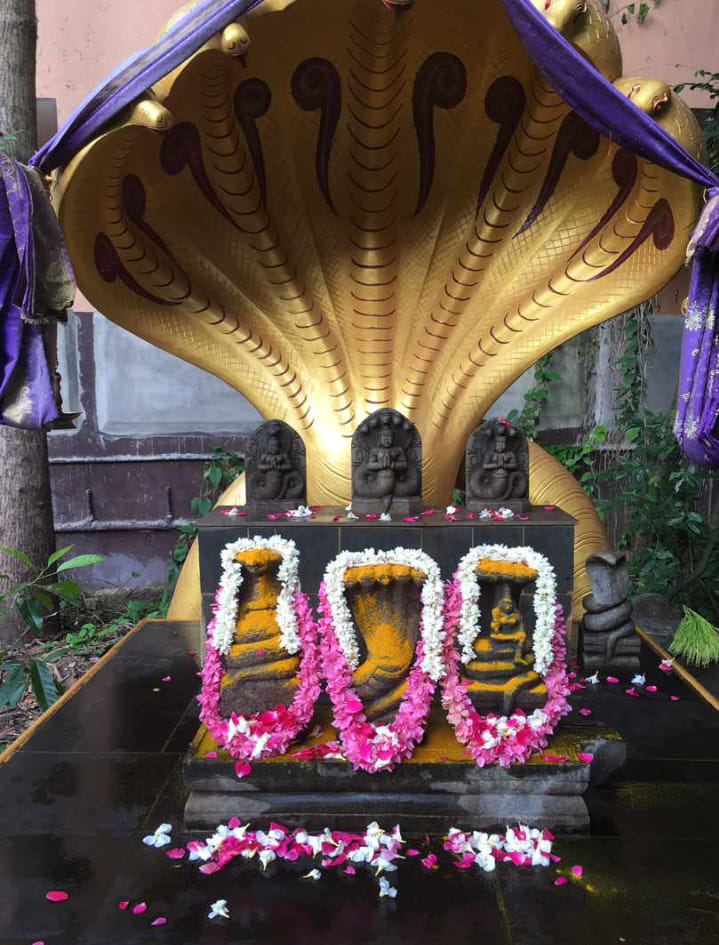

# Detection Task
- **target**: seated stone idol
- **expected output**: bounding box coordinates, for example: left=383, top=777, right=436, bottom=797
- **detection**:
left=466, top=419, right=529, bottom=510
left=246, top=419, right=306, bottom=509
left=344, top=563, right=425, bottom=725
left=219, top=548, right=300, bottom=717
left=462, top=559, right=547, bottom=715
left=352, top=409, right=422, bottom=514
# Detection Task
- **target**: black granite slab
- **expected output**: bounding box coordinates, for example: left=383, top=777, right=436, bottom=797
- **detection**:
left=0, top=621, right=718, bottom=945
left=197, top=507, right=577, bottom=598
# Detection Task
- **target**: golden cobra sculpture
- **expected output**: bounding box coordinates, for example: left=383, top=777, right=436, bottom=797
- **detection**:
left=53, top=0, right=704, bottom=618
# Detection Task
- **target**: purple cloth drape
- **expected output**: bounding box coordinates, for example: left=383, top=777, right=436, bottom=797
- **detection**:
left=0, top=156, right=57, bottom=429
left=499, top=0, right=719, bottom=466
left=31, top=0, right=262, bottom=175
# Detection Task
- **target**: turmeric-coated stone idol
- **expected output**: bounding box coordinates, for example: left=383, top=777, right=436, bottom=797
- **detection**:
left=461, top=559, right=547, bottom=715
left=219, top=548, right=300, bottom=718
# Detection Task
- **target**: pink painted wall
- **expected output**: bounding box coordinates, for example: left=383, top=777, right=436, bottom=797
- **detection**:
left=37, top=0, right=718, bottom=126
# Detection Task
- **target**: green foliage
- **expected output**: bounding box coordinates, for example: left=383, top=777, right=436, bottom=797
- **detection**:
left=670, top=607, right=719, bottom=668
left=547, top=426, right=608, bottom=499
left=0, top=545, right=105, bottom=712
left=675, top=71, right=719, bottom=175
left=506, top=355, right=559, bottom=439
left=602, top=0, right=661, bottom=25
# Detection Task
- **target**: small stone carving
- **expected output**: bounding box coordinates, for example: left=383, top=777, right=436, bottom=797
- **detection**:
left=466, top=419, right=529, bottom=511
left=580, top=552, right=640, bottom=673
left=351, top=409, right=422, bottom=514
left=246, top=420, right=306, bottom=510
left=461, top=560, right=547, bottom=715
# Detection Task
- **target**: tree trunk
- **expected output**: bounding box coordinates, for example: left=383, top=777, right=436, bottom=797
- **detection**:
left=0, top=0, right=56, bottom=645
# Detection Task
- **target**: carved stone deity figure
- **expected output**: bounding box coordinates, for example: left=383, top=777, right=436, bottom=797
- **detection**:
left=246, top=420, right=306, bottom=510
left=351, top=409, right=422, bottom=514
left=466, top=420, right=529, bottom=510
left=219, top=548, right=300, bottom=718
left=461, top=559, right=547, bottom=715
left=344, top=563, right=425, bottom=726
left=580, top=552, right=640, bottom=673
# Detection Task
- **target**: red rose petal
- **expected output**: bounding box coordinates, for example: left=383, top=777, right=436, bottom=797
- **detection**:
left=119, top=900, right=130, bottom=911
left=132, top=902, right=148, bottom=915
left=235, top=761, right=252, bottom=778
left=46, top=891, right=69, bottom=902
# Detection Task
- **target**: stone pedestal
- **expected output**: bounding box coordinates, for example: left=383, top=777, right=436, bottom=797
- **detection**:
left=184, top=707, right=625, bottom=834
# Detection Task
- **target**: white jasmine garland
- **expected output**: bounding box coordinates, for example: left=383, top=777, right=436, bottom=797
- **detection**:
left=455, top=545, right=558, bottom=676
left=211, top=535, right=301, bottom=657
left=322, top=547, right=446, bottom=682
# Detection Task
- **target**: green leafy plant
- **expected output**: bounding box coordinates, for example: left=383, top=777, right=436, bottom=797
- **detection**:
left=602, top=0, right=661, bottom=26
left=506, top=354, right=559, bottom=439
left=0, top=546, right=106, bottom=710
left=675, top=70, right=719, bottom=174
left=669, top=607, right=719, bottom=668
left=162, top=447, right=246, bottom=609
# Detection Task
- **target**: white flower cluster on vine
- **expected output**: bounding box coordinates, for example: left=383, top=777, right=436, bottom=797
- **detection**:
left=211, top=536, right=301, bottom=657
left=455, top=544, right=557, bottom=676
left=323, top=547, right=446, bottom=682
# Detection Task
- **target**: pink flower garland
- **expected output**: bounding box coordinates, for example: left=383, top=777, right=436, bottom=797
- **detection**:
left=199, top=590, right=321, bottom=761
left=318, top=584, right=437, bottom=773
left=441, top=580, right=571, bottom=767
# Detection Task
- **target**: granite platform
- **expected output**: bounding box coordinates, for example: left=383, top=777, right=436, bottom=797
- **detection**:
left=1, top=619, right=719, bottom=945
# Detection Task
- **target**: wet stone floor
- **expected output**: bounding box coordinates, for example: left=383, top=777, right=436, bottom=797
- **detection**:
left=0, top=620, right=718, bottom=945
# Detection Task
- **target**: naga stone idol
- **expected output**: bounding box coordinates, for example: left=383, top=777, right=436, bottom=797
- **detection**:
left=461, top=558, right=547, bottom=715
left=580, top=552, right=640, bottom=673
left=351, top=409, right=422, bottom=514
left=466, top=419, right=529, bottom=511
left=344, top=562, right=425, bottom=726
left=246, top=420, right=306, bottom=511
left=219, top=547, right=300, bottom=718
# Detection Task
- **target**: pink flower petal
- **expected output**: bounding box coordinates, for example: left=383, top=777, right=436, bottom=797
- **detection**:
left=543, top=505, right=557, bottom=511
left=576, top=753, right=594, bottom=764
left=571, top=865, right=583, bottom=879
left=151, top=917, right=168, bottom=927
left=166, top=848, right=186, bottom=860
left=606, top=676, right=619, bottom=684
left=132, top=903, right=148, bottom=915
left=161, top=676, right=171, bottom=682
left=543, top=755, right=570, bottom=763
left=402, top=516, right=420, bottom=523
left=32, top=941, right=45, bottom=945
left=344, top=865, right=356, bottom=875
left=646, top=685, right=658, bottom=693
left=205, top=751, right=218, bottom=759
left=670, top=695, right=680, bottom=702
left=579, top=708, right=593, bottom=717
left=45, top=891, right=69, bottom=902
left=421, top=854, right=438, bottom=870
left=119, top=900, right=130, bottom=911
left=659, top=660, right=674, bottom=673
left=625, top=687, right=639, bottom=698
left=407, top=849, right=421, bottom=857
left=235, top=762, right=252, bottom=778
left=554, top=876, right=567, bottom=886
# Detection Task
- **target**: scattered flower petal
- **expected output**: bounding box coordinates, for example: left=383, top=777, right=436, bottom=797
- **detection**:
left=554, top=876, right=567, bottom=886
left=585, top=673, right=600, bottom=685
left=344, top=865, right=356, bottom=875
left=571, top=865, right=583, bottom=878
left=579, top=708, right=593, bottom=717
left=659, top=660, right=674, bottom=673
left=161, top=676, right=172, bottom=682
left=625, top=687, right=640, bottom=698
left=151, top=917, right=168, bottom=927
left=606, top=676, right=619, bottom=684
left=166, top=848, right=186, bottom=860
left=670, top=695, right=681, bottom=702
left=205, top=751, right=218, bottom=760
left=421, top=854, right=438, bottom=870
left=407, top=849, right=421, bottom=857
left=235, top=762, right=252, bottom=778
left=45, top=891, right=69, bottom=903
left=303, top=869, right=322, bottom=881
left=576, top=753, right=594, bottom=764
left=143, top=824, right=173, bottom=848
left=132, top=902, right=148, bottom=915
left=208, top=900, right=230, bottom=920
left=631, top=674, right=646, bottom=686
left=646, top=685, right=658, bottom=694
left=378, top=877, right=397, bottom=898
